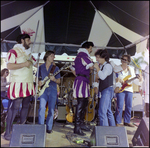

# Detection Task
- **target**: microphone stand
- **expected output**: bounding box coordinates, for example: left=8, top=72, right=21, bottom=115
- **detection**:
left=33, top=52, right=41, bottom=124
left=60, top=73, right=68, bottom=104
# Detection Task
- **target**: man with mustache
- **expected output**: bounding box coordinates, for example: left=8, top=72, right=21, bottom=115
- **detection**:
left=4, top=33, right=37, bottom=140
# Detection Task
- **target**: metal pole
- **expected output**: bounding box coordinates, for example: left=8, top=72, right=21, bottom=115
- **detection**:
left=29, top=20, right=40, bottom=60
left=33, top=52, right=41, bottom=124
left=2, top=35, right=149, bottom=50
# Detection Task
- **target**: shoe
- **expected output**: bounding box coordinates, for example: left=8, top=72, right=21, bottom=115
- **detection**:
left=4, top=133, right=11, bottom=141
left=124, top=122, right=134, bottom=127
left=74, top=128, right=86, bottom=136
left=46, top=130, right=52, bottom=134
left=80, top=125, right=90, bottom=131
left=116, top=124, right=122, bottom=127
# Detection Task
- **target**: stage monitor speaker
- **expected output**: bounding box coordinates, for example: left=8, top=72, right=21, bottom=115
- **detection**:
left=9, top=124, right=46, bottom=147
left=132, top=117, right=149, bottom=146
left=90, top=126, right=129, bottom=147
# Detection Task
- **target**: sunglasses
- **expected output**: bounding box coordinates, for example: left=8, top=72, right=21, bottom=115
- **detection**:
left=121, top=58, right=128, bottom=62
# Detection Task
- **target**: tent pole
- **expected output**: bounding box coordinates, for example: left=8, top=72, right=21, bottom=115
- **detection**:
left=1, top=1, right=49, bottom=42
left=125, top=35, right=149, bottom=49
left=89, top=1, right=126, bottom=50
left=2, top=35, right=149, bottom=50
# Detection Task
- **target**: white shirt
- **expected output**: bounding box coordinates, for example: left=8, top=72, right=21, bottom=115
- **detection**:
left=98, top=62, right=113, bottom=80
left=115, top=66, right=143, bottom=93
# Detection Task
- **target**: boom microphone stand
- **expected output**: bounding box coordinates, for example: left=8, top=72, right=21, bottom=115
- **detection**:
left=33, top=52, right=41, bottom=124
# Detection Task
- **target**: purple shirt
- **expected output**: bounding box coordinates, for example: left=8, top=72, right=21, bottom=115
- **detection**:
left=73, top=52, right=93, bottom=83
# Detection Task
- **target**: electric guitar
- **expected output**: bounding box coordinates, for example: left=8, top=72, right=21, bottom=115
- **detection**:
left=85, top=91, right=96, bottom=122
left=37, top=64, right=71, bottom=97
left=116, top=74, right=140, bottom=93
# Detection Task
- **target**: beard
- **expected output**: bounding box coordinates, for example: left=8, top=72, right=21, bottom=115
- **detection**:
left=24, top=41, right=30, bottom=49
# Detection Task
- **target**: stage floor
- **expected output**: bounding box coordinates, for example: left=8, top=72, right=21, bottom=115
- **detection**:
left=1, top=117, right=143, bottom=147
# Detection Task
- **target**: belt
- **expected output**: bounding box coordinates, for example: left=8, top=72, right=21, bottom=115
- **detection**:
left=77, top=74, right=89, bottom=79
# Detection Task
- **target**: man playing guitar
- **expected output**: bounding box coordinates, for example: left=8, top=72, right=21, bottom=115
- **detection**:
left=114, top=54, right=143, bottom=127
left=36, top=51, right=61, bottom=134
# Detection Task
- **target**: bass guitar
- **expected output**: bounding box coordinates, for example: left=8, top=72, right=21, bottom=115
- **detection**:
left=115, top=74, right=139, bottom=93
left=85, top=90, right=96, bottom=122
left=37, top=64, right=71, bottom=97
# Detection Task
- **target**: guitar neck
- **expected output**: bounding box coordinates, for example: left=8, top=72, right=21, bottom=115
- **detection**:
left=43, top=65, right=70, bottom=84
left=126, top=76, right=137, bottom=83
left=92, top=93, right=96, bottom=103
left=54, top=65, right=71, bottom=76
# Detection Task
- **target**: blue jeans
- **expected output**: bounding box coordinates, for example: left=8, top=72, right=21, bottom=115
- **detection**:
left=1, top=91, right=12, bottom=111
left=98, top=87, right=116, bottom=126
left=38, top=85, right=57, bottom=130
left=115, top=91, right=133, bottom=124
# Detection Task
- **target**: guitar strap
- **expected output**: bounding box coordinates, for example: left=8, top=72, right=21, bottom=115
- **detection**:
left=49, top=64, right=56, bottom=74
left=45, top=64, right=56, bottom=109
left=128, top=66, right=132, bottom=76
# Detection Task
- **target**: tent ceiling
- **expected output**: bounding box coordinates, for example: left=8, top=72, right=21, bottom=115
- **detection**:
left=1, top=1, right=149, bottom=58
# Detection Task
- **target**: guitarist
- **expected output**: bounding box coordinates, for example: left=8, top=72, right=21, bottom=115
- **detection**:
left=36, top=51, right=61, bottom=134
left=114, top=54, right=143, bottom=127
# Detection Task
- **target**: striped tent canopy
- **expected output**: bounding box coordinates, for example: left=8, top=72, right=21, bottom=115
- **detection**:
left=1, top=1, right=149, bottom=58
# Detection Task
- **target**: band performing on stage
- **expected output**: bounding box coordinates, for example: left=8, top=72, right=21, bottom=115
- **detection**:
left=1, top=33, right=145, bottom=142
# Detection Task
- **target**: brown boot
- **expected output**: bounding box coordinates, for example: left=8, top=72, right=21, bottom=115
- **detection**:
left=124, top=122, right=134, bottom=127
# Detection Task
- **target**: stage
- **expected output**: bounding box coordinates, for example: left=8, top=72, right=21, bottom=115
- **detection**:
left=1, top=117, right=145, bottom=147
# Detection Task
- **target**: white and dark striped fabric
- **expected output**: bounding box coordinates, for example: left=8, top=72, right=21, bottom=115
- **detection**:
left=1, top=1, right=149, bottom=57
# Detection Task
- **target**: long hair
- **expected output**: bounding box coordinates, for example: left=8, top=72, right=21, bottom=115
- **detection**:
left=95, top=49, right=110, bottom=62
left=1, top=68, right=9, bottom=77
left=43, top=51, right=55, bottom=62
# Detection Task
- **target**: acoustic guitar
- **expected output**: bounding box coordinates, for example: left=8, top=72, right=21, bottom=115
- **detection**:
left=115, top=74, right=139, bottom=93
left=85, top=91, right=96, bottom=122
left=66, top=89, right=75, bottom=123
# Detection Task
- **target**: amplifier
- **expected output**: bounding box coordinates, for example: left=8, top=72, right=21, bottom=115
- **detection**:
left=27, top=100, right=40, bottom=122
left=57, top=105, right=67, bottom=120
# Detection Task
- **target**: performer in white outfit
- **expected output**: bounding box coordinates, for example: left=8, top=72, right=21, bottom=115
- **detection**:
left=4, top=33, right=37, bottom=140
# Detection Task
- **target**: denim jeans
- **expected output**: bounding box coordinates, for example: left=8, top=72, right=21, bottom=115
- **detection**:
left=38, top=85, right=57, bottom=130
left=1, top=91, right=12, bottom=110
left=115, top=91, right=133, bottom=124
left=98, top=87, right=116, bottom=126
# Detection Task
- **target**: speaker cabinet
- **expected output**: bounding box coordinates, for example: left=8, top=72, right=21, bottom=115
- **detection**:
left=57, top=105, right=67, bottom=120
left=27, top=100, right=40, bottom=122
left=132, top=117, right=149, bottom=146
left=10, top=124, right=46, bottom=147
left=90, top=126, right=129, bottom=147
